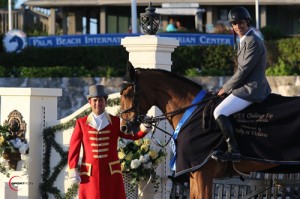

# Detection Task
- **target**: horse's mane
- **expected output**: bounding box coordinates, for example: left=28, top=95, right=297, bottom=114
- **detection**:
left=136, top=68, right=203, bottom=89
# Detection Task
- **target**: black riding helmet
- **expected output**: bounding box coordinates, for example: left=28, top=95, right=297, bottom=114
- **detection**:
left=228, top=6, right=251, bottom=26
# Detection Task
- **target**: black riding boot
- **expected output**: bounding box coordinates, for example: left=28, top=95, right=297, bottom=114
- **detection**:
left=212, top=115, right=241, bottom=162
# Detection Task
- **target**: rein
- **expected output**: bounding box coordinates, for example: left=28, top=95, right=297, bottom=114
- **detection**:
left=140, top=94, right=219, bottom=124
left=138, top=94, right=220, bottom=147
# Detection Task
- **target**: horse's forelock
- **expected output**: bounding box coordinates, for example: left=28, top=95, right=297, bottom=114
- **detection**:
left=120, top=82, right=133, bottom=95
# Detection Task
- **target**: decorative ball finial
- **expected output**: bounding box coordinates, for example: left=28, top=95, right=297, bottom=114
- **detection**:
left=140, top=2, right=161, bottom=35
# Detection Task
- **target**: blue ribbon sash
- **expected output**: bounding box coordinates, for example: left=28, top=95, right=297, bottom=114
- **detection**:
left=170, top=89, right=207, bottom=171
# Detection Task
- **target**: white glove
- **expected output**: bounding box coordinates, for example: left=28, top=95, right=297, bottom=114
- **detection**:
left=69, top=170, right=81, bottom=184
left=140, top=123, right=152, bottom=133
left=70, top=175, right=81, bottom=184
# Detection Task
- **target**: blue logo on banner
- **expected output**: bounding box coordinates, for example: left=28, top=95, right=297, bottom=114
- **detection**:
left=27, top=33, right=234, bottom=48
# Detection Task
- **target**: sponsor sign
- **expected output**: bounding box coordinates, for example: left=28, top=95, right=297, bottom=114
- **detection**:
left=27, top=33, right=233, bottom=47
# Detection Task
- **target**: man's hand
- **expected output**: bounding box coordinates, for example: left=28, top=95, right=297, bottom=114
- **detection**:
left=217, top=88, right=226, bottom=96
left=70, top=175, right=81, bottom=184
left=140, top=123, right=152, bottom=133
left=69, top=170, right=81, bottom=184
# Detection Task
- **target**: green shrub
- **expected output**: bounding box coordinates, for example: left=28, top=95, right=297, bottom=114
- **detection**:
left=266, top=37, right=300, bottom=75
left=172, top=45, right=235, bottom=76
left=266, top=60, right=296, bottom=76
left=260, top=26, right=284, bottom=41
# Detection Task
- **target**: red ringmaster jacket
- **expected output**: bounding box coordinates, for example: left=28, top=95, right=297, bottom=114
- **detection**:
left=68, top=111, right=147, bottom=199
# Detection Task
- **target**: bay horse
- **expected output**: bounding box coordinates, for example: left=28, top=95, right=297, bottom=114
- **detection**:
left=119, top=62, right=290, bottom=199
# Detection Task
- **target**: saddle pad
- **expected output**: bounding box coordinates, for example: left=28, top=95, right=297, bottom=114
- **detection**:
left=232, top=93, right=300, bottom=163
left=174, top=93, right=300, bottom=177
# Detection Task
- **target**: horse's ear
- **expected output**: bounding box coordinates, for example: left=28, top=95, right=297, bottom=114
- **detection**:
left=124, top=61, right=135, bottom=83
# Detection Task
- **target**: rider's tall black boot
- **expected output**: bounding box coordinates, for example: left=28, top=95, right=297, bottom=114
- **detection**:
left=212, top=114, right=241, bottom=162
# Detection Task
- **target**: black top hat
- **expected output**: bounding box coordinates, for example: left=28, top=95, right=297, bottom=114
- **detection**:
left=87, top=84, right=108, bottom=100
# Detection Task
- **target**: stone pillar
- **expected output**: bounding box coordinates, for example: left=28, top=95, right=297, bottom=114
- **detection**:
left=99, top=7, right=106, bottom=34
left=68, top=11, right=76, bottom=35
left=48, top=8, right=56, bottom=35
left=260, top=6, right=267, bottom=28
left=0, top=88, right=62, bottom=198
left=121, top=35, right=179, bottom=198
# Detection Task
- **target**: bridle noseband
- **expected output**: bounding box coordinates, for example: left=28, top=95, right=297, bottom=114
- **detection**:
left=119, top=72, right=146, bottom=133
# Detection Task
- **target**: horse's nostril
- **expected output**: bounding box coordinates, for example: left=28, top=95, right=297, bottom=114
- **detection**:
left=120, top=126, right=127, bottom=133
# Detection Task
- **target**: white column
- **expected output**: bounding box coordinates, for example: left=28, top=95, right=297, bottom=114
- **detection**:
left=49, top=8, right=56, bottom=35
left=121, top=35, right=179, bottom=70
left=122, top=35, right=179, bottom=198
left=0, top=88, right=62, bottom=199
left=260, top=6, right=267, bottom=28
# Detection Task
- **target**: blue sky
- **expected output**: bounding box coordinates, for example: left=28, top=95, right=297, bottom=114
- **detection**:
left=15, top=0, right=25, bottom=8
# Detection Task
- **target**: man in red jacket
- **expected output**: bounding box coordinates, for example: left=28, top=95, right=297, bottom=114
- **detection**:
left=68, top=84, right=151, bottom=199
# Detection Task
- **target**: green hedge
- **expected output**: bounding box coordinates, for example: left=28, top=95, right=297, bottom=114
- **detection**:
left=0, top=46, right=129, bottom=77
left=0, top=37, right=299, bottom=77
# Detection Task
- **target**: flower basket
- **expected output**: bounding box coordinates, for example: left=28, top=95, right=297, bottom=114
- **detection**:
left=123, top=172, right=138, bottom=199
left=118, top=138, right=167, bottom=194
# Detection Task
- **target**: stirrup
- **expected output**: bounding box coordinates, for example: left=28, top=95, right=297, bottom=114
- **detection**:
left=211, top=150, right=225, bottom=160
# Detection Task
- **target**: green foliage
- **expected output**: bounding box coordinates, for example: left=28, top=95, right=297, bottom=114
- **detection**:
left=0, top=46, right=128, bottom=68
left=264, top=40, right=280, bottom=67
left=277, top=38, right=300, bottom=71
left=0, top=46, right=129, bottom=77
left=172, top=45, right=235, bottom=76
left=260, top=26, right=284, bottom=41
left=266, top=60, right=296, bottom=76
left=266, top=37, right=300, bottom=75
left=185, top=68, right=201, bottom=77
left=200, top=45, right=235, bottom=76
left=19, top=66, right=90, bottom=77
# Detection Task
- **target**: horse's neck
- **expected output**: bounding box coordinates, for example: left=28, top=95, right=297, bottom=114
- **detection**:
left=140, top=69, right=201, bottom=129
left=156, top=86, right=200, bottom=129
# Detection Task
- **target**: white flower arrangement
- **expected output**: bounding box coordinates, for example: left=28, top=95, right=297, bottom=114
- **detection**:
left=0, top=125, right=29, bottom=176
left=118, top=138, right=166, bottom=191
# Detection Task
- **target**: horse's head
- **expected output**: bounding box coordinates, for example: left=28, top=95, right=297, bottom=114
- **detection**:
left=120, top=61, right=149, bottom=134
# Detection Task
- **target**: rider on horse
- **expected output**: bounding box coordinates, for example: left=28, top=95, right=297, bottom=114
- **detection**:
left=212, top=7, right=271, bottom=162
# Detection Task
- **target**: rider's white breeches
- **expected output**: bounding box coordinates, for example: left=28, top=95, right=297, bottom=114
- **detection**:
left=213, top=94, right=253, bottom=119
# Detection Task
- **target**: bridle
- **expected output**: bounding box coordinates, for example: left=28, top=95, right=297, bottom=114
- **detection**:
left=119, top=70, right=174, bottom=147
left=119, top=69, right=220, bottom=147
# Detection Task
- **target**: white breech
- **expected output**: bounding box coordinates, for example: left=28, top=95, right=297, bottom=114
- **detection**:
left=213, top=94, right=253, bottom=119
